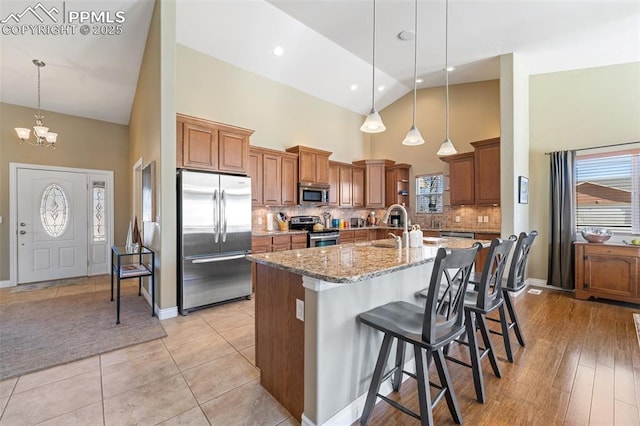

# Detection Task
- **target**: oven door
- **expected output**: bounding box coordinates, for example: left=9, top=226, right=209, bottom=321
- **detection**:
left=308, top=232, right=340, bottom=248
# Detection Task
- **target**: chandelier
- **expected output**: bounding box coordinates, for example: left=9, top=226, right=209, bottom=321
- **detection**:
left=15, top=59, right=58, bottom=148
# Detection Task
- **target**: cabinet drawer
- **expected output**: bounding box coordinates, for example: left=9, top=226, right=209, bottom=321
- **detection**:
left=272, top=244, right=291, bottom=252
left=291, top=234, right=307, bottom=244
left=354, top=229, right=369, bottom=242
left=272, top=235, right=291, bottom=246
left=252, top=237, right=271, bottom=250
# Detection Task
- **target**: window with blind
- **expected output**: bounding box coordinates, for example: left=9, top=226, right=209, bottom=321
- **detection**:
left=575, top=151, right=639, bottom=233
left=416, top=174, right=444, bottom=214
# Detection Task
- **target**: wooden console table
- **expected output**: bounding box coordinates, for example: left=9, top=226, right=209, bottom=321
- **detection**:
left=111, top=245, right=155, bottom=324
left=574, top=242, right=639, bottom=304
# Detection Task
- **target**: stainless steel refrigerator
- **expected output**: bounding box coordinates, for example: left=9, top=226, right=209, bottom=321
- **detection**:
left=177, top=170, right=252, bottom=314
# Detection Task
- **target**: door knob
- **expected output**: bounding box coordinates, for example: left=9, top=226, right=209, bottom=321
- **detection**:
left=19, top=230, right=26, bottom=235
left=20, top=222, right=26, bottom=227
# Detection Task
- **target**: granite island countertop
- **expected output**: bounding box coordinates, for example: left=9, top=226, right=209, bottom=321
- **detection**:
left=247, top=237, right=489, bottom=284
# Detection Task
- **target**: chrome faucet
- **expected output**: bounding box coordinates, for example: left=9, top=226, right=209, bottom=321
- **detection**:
left=382, top=204, right=409, bottom=248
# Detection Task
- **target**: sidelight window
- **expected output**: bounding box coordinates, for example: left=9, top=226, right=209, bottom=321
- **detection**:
left=92, top=181, right=106, bottom=242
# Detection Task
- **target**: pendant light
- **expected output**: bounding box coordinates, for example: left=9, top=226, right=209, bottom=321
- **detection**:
left=361, top=0, right=386, bottom=133
left=15, top=59, right=58, bottom=149
left=402, top=0, right=424, bottom=146
left=437, top=0, right=457, bottom=156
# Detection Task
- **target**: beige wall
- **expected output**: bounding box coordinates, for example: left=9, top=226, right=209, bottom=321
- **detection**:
left=370, top=80, right=501, bottom=216
left=176, top=44, right=370, bottom=163
left=129, top=0, right=177, bottom=311
left=528, top=62, right=640, bottom=281
left=0, top=102, right=130, bottom=281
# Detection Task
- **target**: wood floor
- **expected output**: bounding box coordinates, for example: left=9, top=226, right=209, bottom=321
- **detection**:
left=360, top=288, right=640, bottom=425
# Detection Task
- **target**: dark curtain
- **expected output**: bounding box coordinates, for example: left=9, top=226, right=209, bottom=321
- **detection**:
left=548, top=150, right=576, bottom=290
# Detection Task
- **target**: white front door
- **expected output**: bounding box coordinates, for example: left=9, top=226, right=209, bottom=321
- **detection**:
left=17, top=168, right=88, bottom=283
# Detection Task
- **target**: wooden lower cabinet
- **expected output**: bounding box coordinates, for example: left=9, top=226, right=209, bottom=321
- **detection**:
left=574, top=242, right=639, bottom=304
left=475, top=232, right=500, bottom=272
left=290, top=234, right=307, bottom=249
left=254, top=264, right=304, bottom=421
left=252, top=233, right=308, bottom=253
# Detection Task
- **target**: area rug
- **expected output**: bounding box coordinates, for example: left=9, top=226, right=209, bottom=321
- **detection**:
left=0, top=290, right=166, bottom=381
left=635, top=314, right=640, bottom=349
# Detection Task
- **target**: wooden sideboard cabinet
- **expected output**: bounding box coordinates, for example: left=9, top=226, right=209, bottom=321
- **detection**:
left=574, top=242, right=639, bottom=304
left=176, top=114, right=253, bottom=174
left=285, top=145, right=331, bottom=184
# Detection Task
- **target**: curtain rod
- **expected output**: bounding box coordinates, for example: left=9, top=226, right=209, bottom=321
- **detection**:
left=545, top=141, right=639, bottom=155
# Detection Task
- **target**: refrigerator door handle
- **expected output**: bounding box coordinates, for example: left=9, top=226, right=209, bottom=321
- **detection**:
left=190, top=254, right=246, bottom=264
left=221, top=189, right=227, bottom=242
left=213, top=189, right=219, bottom=243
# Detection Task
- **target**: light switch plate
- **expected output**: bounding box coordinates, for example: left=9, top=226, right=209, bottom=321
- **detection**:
left=483, top=216, right=489, bottom=223
left=0, top=216, right=3, bottom=224
left=477, top=216, right=483, bottom=223
left=296, top=299, right=304, bottom=321
left=258, top=217, right=263, bottom=225
left=455, top=216, right=461, bottom=223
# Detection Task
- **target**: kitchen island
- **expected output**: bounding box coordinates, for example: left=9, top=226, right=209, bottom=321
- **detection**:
left=247, top=237, right=489, bottom=426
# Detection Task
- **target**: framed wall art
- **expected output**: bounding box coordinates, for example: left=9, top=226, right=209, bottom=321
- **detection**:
left=518, top=176, right=529, bottom=204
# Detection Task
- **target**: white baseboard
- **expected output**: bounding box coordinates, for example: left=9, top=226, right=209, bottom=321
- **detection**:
left=526, top=278, right=548, bottom=288
left=302, top=358, right=417, bottom=426
left=0, top=280, right=13, bottom=289
left=140, top=286, right=178, bottom=320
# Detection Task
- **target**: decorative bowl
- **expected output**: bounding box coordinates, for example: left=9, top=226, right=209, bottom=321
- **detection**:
left=581, top=227, right=612, bottom=243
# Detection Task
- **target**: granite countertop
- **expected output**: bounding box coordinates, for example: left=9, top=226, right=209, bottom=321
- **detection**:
left=247, top=237, right=490, bottom=284
left=252, top=230, right=308, bottom=237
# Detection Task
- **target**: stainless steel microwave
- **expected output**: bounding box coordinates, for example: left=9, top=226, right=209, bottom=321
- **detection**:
left=298, top=183, right=329, bottom=206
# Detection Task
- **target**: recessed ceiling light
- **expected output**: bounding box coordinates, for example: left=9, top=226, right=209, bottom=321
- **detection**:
left=350, top=84, right=358, bottom=91
left=378, top=85, right=385, bottom=91
left=273, top=46, right=284, bottom=56
left=445, top=66, right=455, bottom=72
left=416, top=78, right=423, bottom=83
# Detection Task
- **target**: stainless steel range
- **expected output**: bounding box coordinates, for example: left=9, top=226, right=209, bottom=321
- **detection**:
left=289, top=215, right=340, bottom=248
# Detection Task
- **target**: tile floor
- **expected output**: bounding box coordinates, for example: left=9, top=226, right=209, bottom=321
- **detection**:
left=0, top=275, right=297, bottom=425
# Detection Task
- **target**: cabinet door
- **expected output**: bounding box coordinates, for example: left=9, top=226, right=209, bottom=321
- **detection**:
left=352, top=167, right=365, bottom=207
left=340, top=230, right=355, bottom=244
left=290, top=234, right=308, bottom=250
left=182, top=122, right=218, bottom=170
left=263, top=154, right=282, bottom=205
left=218, top=130, right=248, bottom=174
left=474, top=140, right=500, bottom=205
left=176, top=120, right=184, bottom=167
left=252, top=236, right=271, bottom=254
left=248, top=150, right=263, bottom=206
left=315, top=154, right=330, bottom=184
left=474, top=232, right=500, bottom=271
left=365, top=162, right=386, bottom=208
left=449, top=154, right=475, bottom=205
left=327, top=163, right=339, bottom=206
left=385, top=169, right=395, bottom=207
left=298, top=151, right=316, bottom=183
left=339, top=166, right=352, bottom=206
left=584, top=252, right=637, bottom=299
left=354, top=229, right=368, bottom=242
left=281, top=156, right=298, bottom=206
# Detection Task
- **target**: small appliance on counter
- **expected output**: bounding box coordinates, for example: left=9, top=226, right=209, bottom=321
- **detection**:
left=389, top=207, right=404, bottom=227
left=290, top=215, right=340, bottom=248
left=350, top=218, right=365, bottom=228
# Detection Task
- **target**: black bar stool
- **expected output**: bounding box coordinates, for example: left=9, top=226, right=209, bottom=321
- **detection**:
left=472, top=230, right=538, bottom=362
left=450, top=236, right=516, bottom=403
left=359, top=243, right=481, bottom=426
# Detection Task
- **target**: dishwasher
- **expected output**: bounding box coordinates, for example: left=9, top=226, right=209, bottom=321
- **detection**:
left=439, top=230, right=475, bottom=239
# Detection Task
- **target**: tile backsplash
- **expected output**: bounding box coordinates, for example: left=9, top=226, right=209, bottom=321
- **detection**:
left=252, top=205, right=501, bottom=232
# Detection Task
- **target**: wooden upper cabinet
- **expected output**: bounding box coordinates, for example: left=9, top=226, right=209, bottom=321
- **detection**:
left=176, top=114, right=253, bottom=175
left=248, top=149, right=263, bottom=205
left=262, top=153, right=282, bottom=206
left=352, top=166, right=365, bottom=208
left=442, top=152, right=475, bottom=205
left=285, top=145, right=332, bottom=184
left=472, top=138, right=500, bottom=205
left=339, top=164, right=353, bottom=206
left=281, top=154, right=298, bottom=206
left=249, top=147, right=298, bottom=207
left=385, top=164, right=411, bottom=207
left=353, top=160, right=394, bottom=208
left=181, top=121, right=218, bottom=170
left=327, top=162, right=340, bottom=206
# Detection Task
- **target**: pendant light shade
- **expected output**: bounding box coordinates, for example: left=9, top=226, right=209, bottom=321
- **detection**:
left=361, top=0, right=386, bottom=134
left=437, top=0, right=457, bottom=156
left=402, top=0, right=424, bottom=146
